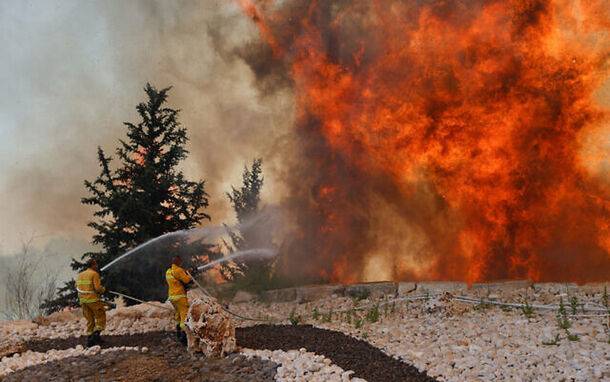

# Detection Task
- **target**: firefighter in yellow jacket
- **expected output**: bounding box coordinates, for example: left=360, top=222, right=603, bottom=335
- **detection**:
left=76, top=259, right=106, bottom=347
left=166, top=256, right=192, bottom=345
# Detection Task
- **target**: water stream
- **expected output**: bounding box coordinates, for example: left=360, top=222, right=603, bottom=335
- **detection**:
left=197, top=248, right=277, bottom=271
left=100, top=207, right=282, bottom=273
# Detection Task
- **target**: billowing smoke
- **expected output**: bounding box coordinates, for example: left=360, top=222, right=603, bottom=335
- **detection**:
left=238, top=0, right=610, bottom=283
left=0, top=1, right=294, bottom=252
left=2, top=1, right=609, bottom=285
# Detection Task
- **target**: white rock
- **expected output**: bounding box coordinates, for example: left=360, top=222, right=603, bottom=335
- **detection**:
left=185, top=295, right=236, bottom=357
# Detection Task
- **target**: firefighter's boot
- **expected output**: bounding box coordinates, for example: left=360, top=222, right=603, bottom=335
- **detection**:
left=93, top=331, right=104, bottom=346
left=86, top=334, right=95, bottom=348
left=175, top=324, right=181, bottom=340
left=179, top=330, right=187, bottom=346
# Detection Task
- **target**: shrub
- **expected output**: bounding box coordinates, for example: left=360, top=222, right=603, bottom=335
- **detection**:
left=556, top=297, right=571, bottom=330
left=569, top=296, right=580, bottom=315
left=322, top=309, right=333, bottom=323
left=521, top=300, right=534, bottom=318
left=366, top=304, right=380, bottom=323
left=566, top=331, right=579, bottom=342
left=289, top=309, right=301, bottom=326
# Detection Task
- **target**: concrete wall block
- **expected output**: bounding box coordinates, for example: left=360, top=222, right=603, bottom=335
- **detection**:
left=416, top=281, right=468, bottom=293
left=472, top=280, right=533, bottom=291
left=345, top=282, right=398, bottom=299
left=232, top=290, right=256, bottom=304
left=296, top=284, right=345, bottom=303
left=398, top=282, right=417, bottom=295
left=262, top=288, right=297, bottom=303
left=532, top=282, right=578, bottom=294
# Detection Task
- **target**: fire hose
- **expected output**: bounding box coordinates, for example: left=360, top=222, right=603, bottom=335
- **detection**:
left=105, top=277, right=276, bottom=322
left=107, top=290, right=174, bottom=311
left=186, top=271, right=276, bottom=322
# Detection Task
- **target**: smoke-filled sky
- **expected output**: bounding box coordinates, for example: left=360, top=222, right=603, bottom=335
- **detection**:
left=1, top=0, right=609, bottom=284
left=0, top=0, right=294, bottom=254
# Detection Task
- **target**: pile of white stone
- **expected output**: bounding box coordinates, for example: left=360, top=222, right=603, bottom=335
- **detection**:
left=0, top=302, right=175, bottom=344
left=0, top=301, right=173, bottom=378
left=228, top=282, right=610, bottom=382
left=242, top=348, right=365, bottom=382
left=2, top=281, right=609, bottom=381
left=0, top=345, right=146, bottom=378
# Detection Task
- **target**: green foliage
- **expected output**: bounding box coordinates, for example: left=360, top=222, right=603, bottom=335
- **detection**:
left=223, top=159, right=275, bottom=292
left=566, top=331, right=579, bottom=342
left=289, top=309, right=302, bottom=326
left=227, top=159, right=264, bottom=222
left=521, top=300, right=534, bottom=318
left=322, top=309, right=333, bottom=323
left=312, top=307, right=320, bottom=321
left=557, top=316, right=571, bottom=330
left=346, top=309, right=353, bottom=324
left=42, top=84, right=211, bottom=313
left=366, top=304, right=380, bottom=323
left=354, top=317, right=364, bottom=329
left=602, top=286, right=608, bottom=309
left=542, top=333, right=561, bottom=346
left=556, top=297, right=571, bottom=330
left=569, top=296, right=580, bottom=315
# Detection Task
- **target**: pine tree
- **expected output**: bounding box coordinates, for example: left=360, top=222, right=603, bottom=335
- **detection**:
left=228, top=159, right=264, bottom=224
left=42, top=84, right=211, bottom=313
left=223, top=159, right=274, bottom=291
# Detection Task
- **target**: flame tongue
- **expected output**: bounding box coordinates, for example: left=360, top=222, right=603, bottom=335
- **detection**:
left=241, top=0, right=610, bottom=283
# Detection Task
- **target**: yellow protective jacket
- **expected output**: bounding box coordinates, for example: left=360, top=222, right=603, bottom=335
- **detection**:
left=166, top=264, right=191, bottom=301
left=76, top=268, right=105, bottom=304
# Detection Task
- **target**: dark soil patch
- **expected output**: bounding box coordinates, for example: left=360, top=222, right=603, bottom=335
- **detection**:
left=10, top=332, right=276, bottom=382
left=21, top=326, right=438, bottom=382
left=26, top=331, right=169, bottom=353
left=237, top=325, right=438, bottom=382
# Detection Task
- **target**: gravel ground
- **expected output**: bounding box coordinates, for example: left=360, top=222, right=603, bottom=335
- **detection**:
left=238, top=325, right=437, bottom=382
left=5, top=331, right=277, bottom=382
left=4, top=283, right=609, bottom=381
left=21, top=327, right=435, bottom=381
left=242, top=348, right=364, bottom=381
left=229, top=287, right=610, bottom=381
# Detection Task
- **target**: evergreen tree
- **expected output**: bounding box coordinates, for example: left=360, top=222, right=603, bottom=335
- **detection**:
left=42, top=84, right=211, bottom=313
left=228, top=159, right=264, bottom=223
left=223, top=159, right=274, bottom=291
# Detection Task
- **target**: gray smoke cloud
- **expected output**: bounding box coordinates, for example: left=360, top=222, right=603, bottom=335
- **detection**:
left=0, top=0, right=295, bottom=253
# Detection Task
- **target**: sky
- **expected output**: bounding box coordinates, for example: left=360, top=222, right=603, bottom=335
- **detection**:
left=0, top=0, right=294, bottom=256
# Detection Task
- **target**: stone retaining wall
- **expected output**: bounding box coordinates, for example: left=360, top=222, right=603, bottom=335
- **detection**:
left=231, top=281, right=610, bottom=304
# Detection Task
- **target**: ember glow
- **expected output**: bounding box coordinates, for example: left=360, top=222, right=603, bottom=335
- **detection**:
left=240, top=0, right=610, bottom=283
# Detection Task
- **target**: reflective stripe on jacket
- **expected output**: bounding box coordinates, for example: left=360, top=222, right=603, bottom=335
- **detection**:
left=76, top=268, right=105, bottom=304
left=166, top=264, right=191, bottom=301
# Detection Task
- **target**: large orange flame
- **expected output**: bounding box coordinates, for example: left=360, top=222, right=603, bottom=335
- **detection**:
left=240, top=0, right=610, bottom=283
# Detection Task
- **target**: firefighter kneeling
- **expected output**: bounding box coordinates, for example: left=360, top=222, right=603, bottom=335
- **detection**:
left=76, top=259, right=106, bottom=347
left=166, top=256, right=193, bottom=345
